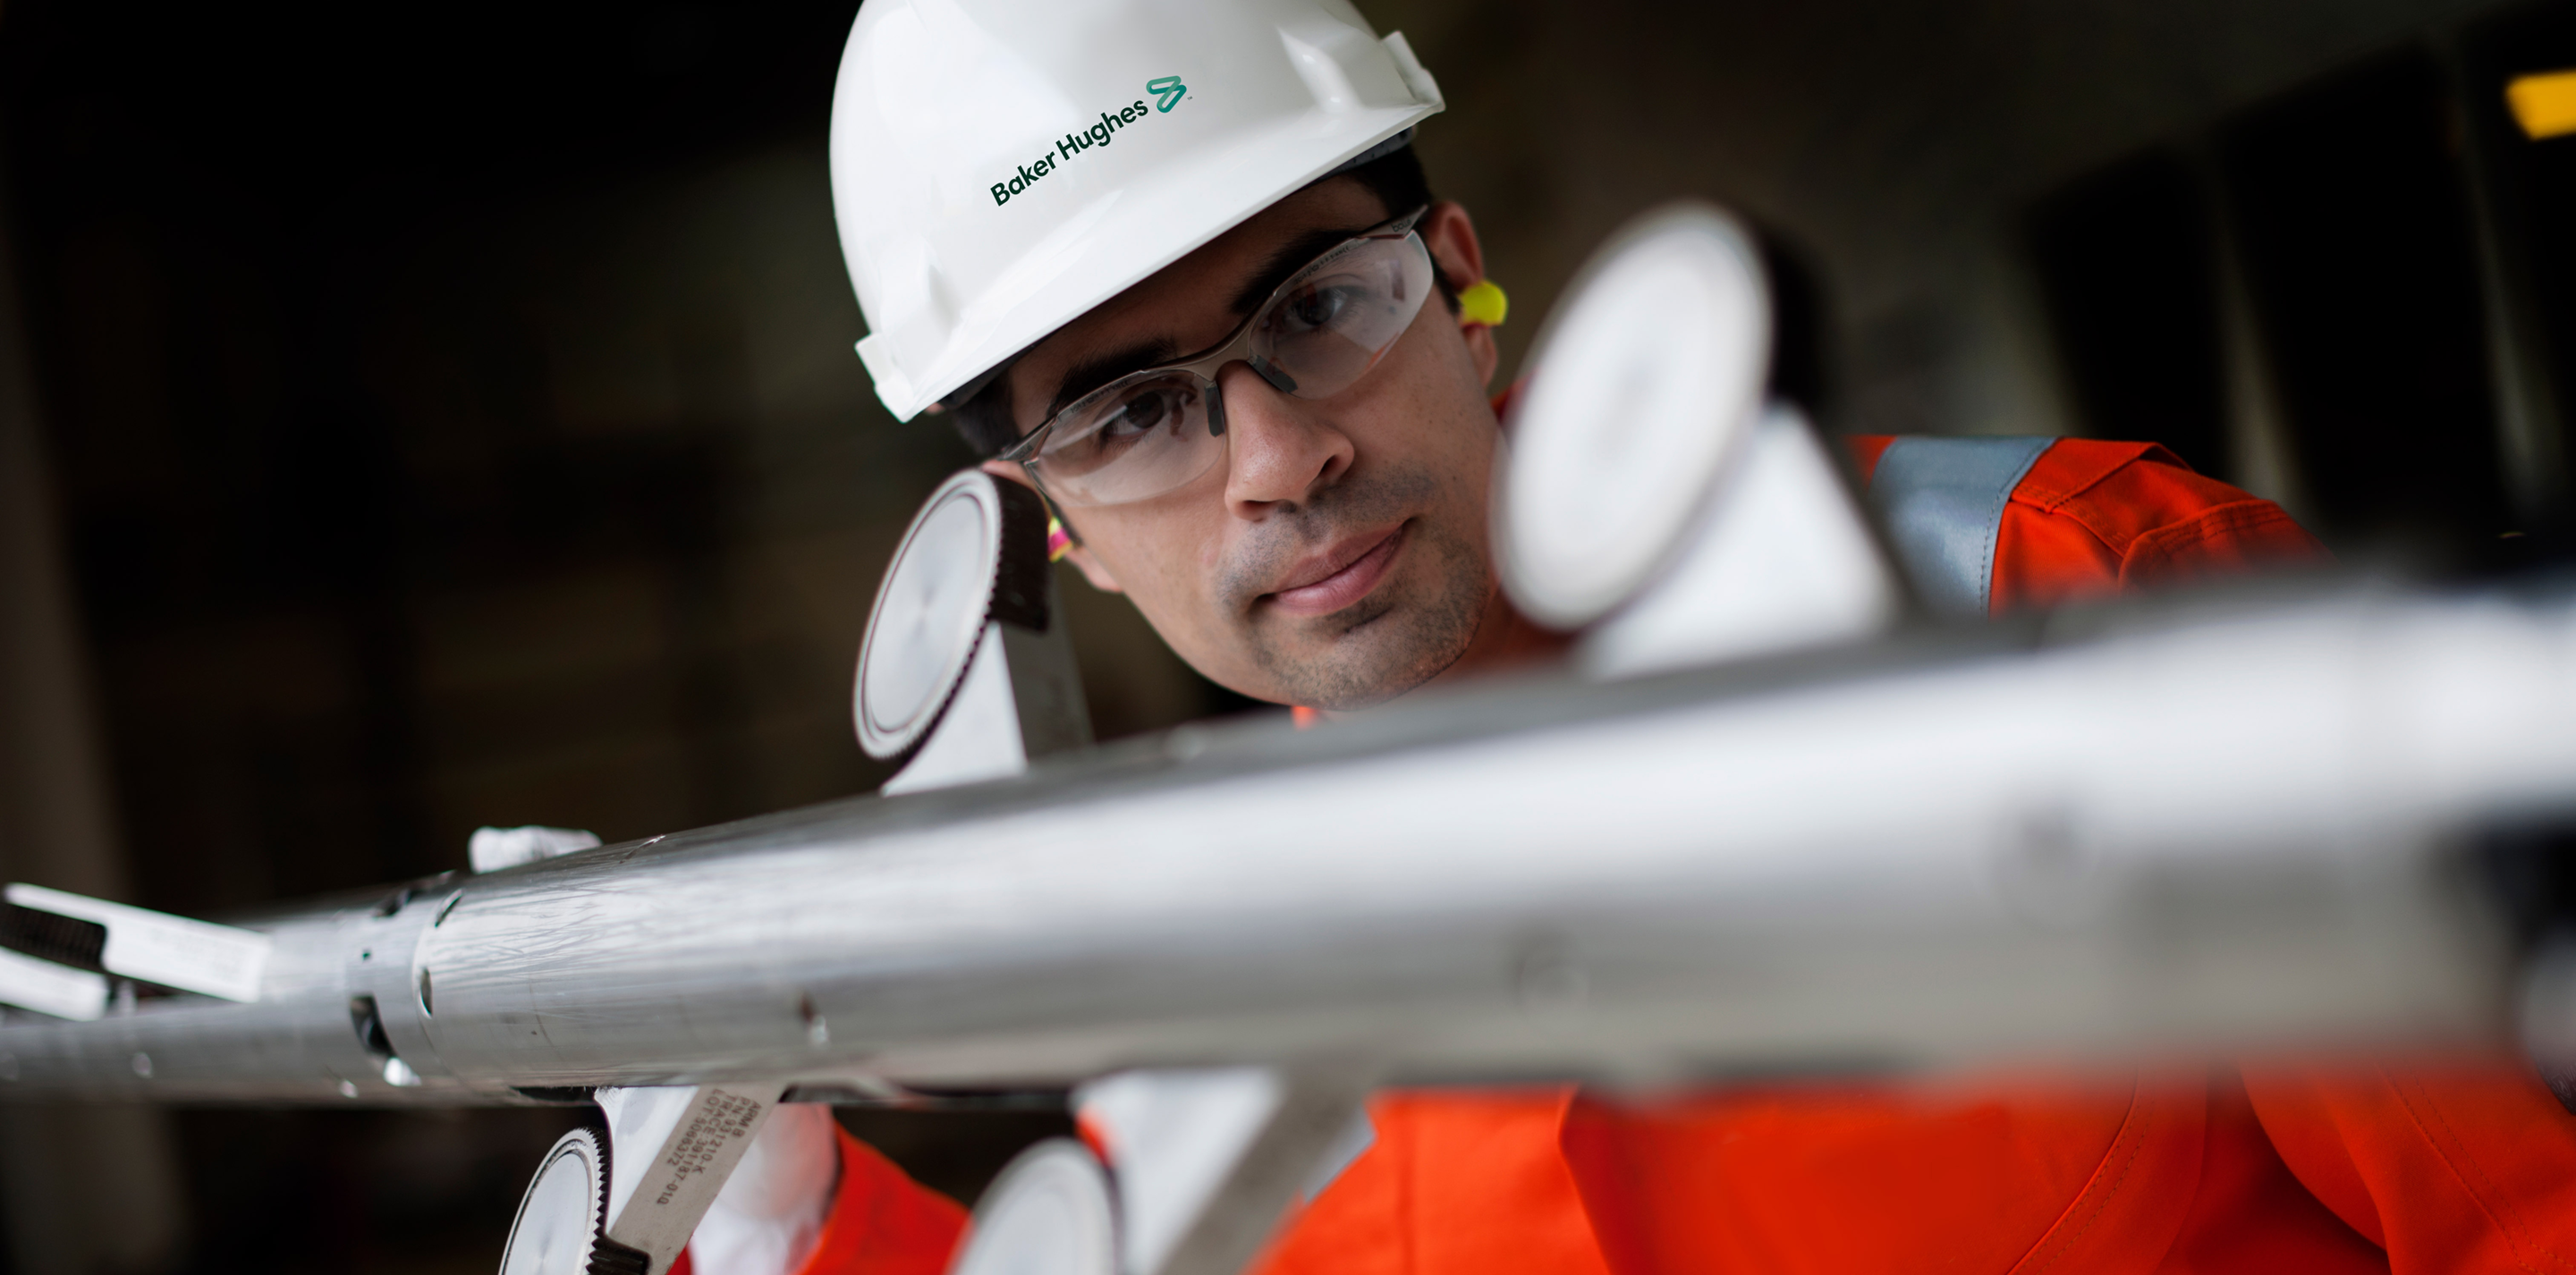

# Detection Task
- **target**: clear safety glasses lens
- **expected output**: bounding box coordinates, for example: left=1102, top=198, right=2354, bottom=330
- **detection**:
left=1031, top=373, right=1224, bottom=507
left=1249, top=232, right=1436, bottom=398
left=1028, top=232, right=1436, bottom=508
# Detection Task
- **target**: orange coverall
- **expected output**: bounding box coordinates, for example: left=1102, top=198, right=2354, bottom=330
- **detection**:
left=776, top=437, right=2576, bottom=1275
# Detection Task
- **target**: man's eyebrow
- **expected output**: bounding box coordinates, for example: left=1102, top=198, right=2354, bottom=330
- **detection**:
left=1044, top=338, right=1180, bottom=421
left=1227, top=225, right=1376, bottom=317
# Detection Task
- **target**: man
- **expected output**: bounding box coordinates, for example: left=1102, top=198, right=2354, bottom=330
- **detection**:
left=675, top=0, right=2576, bottom=1271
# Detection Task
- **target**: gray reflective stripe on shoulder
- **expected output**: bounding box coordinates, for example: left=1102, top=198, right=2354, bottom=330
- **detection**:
left=1301, top=1109, right=1377, bottom=1203
left=1868, top=436, right=2057, bottom=617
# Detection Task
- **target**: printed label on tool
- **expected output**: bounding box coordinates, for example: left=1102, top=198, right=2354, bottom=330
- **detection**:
left=603, top=1083, right=780, bottom=1271
left=5, top=884, right=270, bottom=1003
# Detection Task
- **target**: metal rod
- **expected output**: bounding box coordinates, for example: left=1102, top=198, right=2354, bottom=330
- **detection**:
left=0, top=584, right=2566, bottom=1106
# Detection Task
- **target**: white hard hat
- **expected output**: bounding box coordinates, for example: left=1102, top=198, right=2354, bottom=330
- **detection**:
left=828, top=0, right=1445, bottom=422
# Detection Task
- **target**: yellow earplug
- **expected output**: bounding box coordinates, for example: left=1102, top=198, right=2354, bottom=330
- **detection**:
left=1459, top=279, right=1508, bottom=328
left=2509, top=70, right=2576, bottom=139
left=1046, top=516, right=1073, bottom=562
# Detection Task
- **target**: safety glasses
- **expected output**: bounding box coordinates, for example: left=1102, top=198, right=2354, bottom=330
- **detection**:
left=1000, top=207, right=1436, bottom=508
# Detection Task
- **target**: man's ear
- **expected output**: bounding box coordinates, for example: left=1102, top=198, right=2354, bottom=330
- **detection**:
left=1420, top=201, right=1501, bottom=389
left=979, top=460, right=1124, bottom=594
left=1421, top=200, right=1485, bottom=291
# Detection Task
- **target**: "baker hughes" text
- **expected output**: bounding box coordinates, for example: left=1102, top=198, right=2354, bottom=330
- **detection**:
left=991, top=77, right=1185, bottom=207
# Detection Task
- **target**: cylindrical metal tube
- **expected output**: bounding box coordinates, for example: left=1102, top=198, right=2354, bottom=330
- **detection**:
left=0, top=589, right=2563, bottom=1105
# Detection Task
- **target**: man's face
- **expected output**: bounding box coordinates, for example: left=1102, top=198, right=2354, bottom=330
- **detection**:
left=989, top=181, right=1505, bottom=710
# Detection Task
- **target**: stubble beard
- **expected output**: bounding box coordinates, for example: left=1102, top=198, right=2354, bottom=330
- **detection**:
left=1222, top=465, right=1492, bottom=711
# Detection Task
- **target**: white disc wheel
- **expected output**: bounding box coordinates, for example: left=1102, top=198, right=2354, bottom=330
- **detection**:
left=855, top=470, right=1050, bottom=763
left=947, top=1138, right=1119, bottom=1275
left=500, top=1126, right=632, bottom=1275
left=1496, top=203, right=1774, bottom=629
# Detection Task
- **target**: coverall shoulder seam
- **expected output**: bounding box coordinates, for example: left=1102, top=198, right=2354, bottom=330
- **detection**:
left=2390, top=1072, right=2572, bottom=1273
left=2008, top=1083, right=2155, bottom=1275
left=2006, top=440, right=2163, bottom=514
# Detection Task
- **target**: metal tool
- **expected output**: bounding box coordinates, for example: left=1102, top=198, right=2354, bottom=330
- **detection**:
left=0, top=584, right=2565, bottom=1100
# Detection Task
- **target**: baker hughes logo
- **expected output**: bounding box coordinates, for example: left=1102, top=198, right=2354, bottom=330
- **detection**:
left=991, top=76, right=1187, bottom=207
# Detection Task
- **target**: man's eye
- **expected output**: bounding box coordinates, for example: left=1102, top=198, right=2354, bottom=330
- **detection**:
left=1057, top=385, right=1188, bottom=466
left=1101, top=388, right=1181, bottom=438
left=1277, top=283, right=1360, bottom=334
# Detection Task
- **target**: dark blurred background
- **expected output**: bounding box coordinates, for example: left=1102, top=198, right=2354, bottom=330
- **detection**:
left=4, top=0, right=2576, bottom=1269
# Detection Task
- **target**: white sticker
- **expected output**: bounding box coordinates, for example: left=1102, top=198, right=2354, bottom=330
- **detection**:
left=6, top=884, right=270, bottom=1003
left=0, top=946, right=108, bottom=1021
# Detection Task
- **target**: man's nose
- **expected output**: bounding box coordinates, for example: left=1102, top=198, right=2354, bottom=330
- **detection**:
left=1216, top=361, right=1353, bottom=518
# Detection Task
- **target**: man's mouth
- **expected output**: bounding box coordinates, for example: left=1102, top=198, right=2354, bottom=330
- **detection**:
left=1261, top=524, right=1408, bottom=617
